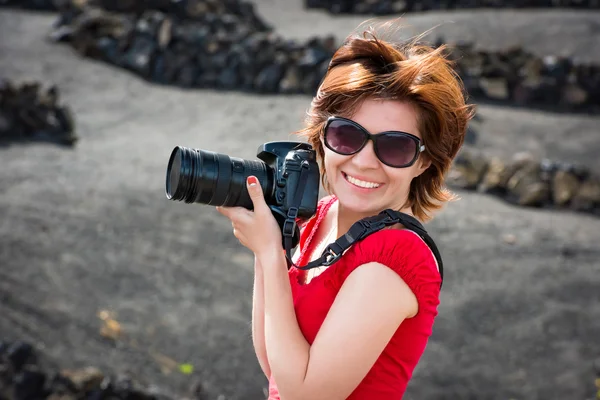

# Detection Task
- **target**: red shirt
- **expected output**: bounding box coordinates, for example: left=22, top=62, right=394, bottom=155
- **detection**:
left=268, top=196, right=441, bottom=399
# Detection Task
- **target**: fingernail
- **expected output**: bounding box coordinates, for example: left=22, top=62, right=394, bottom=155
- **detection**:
left=247, top=176, right=258, bottom=186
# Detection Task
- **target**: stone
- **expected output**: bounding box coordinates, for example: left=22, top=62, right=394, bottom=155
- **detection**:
left=302, top=0, right=600, bottom=14
left=478, top=156, right=508, bottom=194
left=254, top=62, right=285, bottom=93
left=517, top=181, right=551, bottom=207
left=0, top=340, right=188, bottom=400
left=505, top=158, right=551, bottom=206
left=448, top=148, right=489, bottom=189
left=571, top=177, right=600, bottom=213
left=5, top=341, right=35, bottom=372
left=391, top=0, right=408, bottom=12
left=60, top=367, right=105, bottom=392
left=121, top=35, right=157, bottom=77
left=279, top=65, right=303, bottom=93
left=5, top=1, right=599, bottom=113
left=13, top=366, right=48, bottom=400
left=446, top=148, right=600, bottom=216
left=157, top=16, right=173, bottom=50
left=0, top=78, right=77, bottom=146
left=479, top=77, right=510, bottom=101
left=552, top=170, right=581, bottom=206
left=562, top=83, right=588, bottom=106
left=502, top=233, right=517, bottom=245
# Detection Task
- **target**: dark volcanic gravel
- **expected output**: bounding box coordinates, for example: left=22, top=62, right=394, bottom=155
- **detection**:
left=1, top=4, right=600, bottom=400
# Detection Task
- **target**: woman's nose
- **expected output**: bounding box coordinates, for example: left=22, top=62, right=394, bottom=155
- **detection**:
left=351, top=139, right=380, bottom=169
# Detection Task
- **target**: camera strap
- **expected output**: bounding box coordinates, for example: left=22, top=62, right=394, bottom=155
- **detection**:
left=283, top=196, right=444, bottom=287
left=281, top=160, right=312, bottom=262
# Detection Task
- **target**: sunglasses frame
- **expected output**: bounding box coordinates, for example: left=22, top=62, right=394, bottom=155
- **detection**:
left=323, top=116, right=426, bottom=168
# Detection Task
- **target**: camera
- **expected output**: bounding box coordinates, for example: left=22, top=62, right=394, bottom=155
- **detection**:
left=165, top=141, right=321, bottom=248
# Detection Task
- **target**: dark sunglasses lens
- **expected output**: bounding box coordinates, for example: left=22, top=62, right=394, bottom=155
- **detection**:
left=376, top=134, right=418, bottom=167
left=325, top=120, right=366, bottom=155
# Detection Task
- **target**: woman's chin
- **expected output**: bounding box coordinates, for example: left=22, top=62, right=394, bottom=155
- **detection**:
left=335, top=194, right=381, bottom=216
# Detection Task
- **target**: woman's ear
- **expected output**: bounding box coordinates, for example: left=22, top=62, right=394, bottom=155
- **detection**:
left=414, top=157, right=432, bottom=178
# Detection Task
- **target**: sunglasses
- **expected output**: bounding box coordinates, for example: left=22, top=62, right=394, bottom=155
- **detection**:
left=323, top=117, right=425, bottom=168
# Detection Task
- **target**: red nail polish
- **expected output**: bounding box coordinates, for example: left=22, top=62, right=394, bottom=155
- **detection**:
left=247, top=176, right=258, bottom=186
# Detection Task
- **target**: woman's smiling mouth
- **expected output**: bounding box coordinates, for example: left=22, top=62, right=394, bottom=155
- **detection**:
left=343, top=172, right=382, bottom=189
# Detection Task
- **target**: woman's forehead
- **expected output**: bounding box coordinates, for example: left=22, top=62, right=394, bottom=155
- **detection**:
left=351, top=99, right=421, bottom=138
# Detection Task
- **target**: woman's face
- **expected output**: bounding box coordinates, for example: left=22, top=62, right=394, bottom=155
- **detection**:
left=321, top=98, right=430, bottom=216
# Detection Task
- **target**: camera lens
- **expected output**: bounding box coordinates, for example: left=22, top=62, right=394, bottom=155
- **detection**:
left=165, top=146, right=273, bottom=209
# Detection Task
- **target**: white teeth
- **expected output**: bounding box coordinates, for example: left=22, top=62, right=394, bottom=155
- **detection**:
left=345, top=174, right=380, bottom=189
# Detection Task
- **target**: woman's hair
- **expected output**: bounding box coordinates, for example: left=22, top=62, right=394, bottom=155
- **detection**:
left=294, top=21, right=476, bottom=222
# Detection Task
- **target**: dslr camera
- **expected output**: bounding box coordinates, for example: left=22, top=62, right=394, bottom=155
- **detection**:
left=165, top=141, right=321, bottom=249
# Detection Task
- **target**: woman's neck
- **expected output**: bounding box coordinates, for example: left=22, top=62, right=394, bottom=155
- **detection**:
left=334, top=198, right=414, bottom=236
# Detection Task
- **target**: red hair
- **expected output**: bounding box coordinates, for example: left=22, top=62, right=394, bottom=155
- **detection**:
left=294, top=22, right=476, bottom=221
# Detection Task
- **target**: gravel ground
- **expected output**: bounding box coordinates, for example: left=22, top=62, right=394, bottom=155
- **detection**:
left=1, top=5, right=600, bottom=400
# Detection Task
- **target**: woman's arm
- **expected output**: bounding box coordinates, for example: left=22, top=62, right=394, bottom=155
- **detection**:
left=251, top=255, right=271, bottom=378
left=259, top=249, right=418, bottom=400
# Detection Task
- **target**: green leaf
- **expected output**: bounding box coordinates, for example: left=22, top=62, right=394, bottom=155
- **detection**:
left=178, top=363, right=194, bottom=375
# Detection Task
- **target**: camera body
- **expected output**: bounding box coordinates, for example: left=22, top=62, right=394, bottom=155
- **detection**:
left=166, top=141, right=321, bottom=249
left=257, top=141, right=320, bottom=219
left=257, top=142, right=321, bottom=248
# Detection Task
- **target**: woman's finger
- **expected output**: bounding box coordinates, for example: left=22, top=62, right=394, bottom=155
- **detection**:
left=246, top=176, right=269, bottom=215
left=215, top=206, right=228, bottom=217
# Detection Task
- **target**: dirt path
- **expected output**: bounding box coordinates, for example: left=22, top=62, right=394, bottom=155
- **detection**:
left=1, top=6, right=599, bottom=400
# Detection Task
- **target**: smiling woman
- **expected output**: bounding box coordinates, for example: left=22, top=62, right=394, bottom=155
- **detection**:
left=217, top=19, right=475, bottom=400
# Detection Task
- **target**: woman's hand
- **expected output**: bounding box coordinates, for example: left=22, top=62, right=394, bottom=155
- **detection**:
left=216, top=176, right=282, bottom=259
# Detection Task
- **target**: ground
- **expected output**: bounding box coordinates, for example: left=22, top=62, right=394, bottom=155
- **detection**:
left=0, top=3, right=599, bottom=400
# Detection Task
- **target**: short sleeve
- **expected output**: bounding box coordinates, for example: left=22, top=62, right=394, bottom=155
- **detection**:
left=331, top=229, right=442, bottom=309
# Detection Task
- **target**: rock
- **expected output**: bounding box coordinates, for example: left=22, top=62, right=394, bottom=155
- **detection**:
left=60, top=367, right=105, bottom=392
left=571, top=176, right=600, bottom=213
left=505, top=157, right=552, bottom=207
left=447, top=148, right=599, bottom=216
left=13, top=366, right=48, bottom=400
left=562, top=83, right=588, bottom=106
left=448, top=148, right=489, bottom=189
left=10, top=0, right=600, bottom=14
left=279, top=65, right=302, bottom=93
left=478, top=156, right=508, bottom=195
left=4, top=1, right=599, bottom=112
left=122, top=35, right=158, bottom=77
left=254, top=62, right=285, bottom=93
left=479, top=77, right=510, bottom=101
left=0, top=340, right=193, bottom=400
left=516, top=181, right=551, bottom=207
left=502, top=233, right=517, bottom=245
left=552, top=170, right=581, bottom=206
left=5, top=341, right=35, bottom=373
left=0, top=78, right=78, bottom=146
left=302, top=0, right=600, bottom=14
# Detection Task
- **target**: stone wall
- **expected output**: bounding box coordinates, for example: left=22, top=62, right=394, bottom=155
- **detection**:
left=1, top=1, right=599, bottom=113
left=49, top=4, right=336, bottom=95
left=440, top=39, right=598, bottom=112
left=1, top=1, right=599, bottom=214
left=304, top=0, right=600, bottom=15
left=41, top=5, right=599, bottom=113
left=447, top=147, right=600, bottom=216
left=0, top=78, right=77, bottom=146
left=0, top=0, right=58, bottom=11
left=0, top=0, right=271, bottom=32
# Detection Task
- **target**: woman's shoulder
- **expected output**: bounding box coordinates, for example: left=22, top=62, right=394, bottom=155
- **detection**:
left=357, top=227, right=434, bottom=256
left=333, top=227, right=442, bottom=301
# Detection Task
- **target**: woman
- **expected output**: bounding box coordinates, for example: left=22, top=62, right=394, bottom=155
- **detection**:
left=217, top=23, right=475, bottom=400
